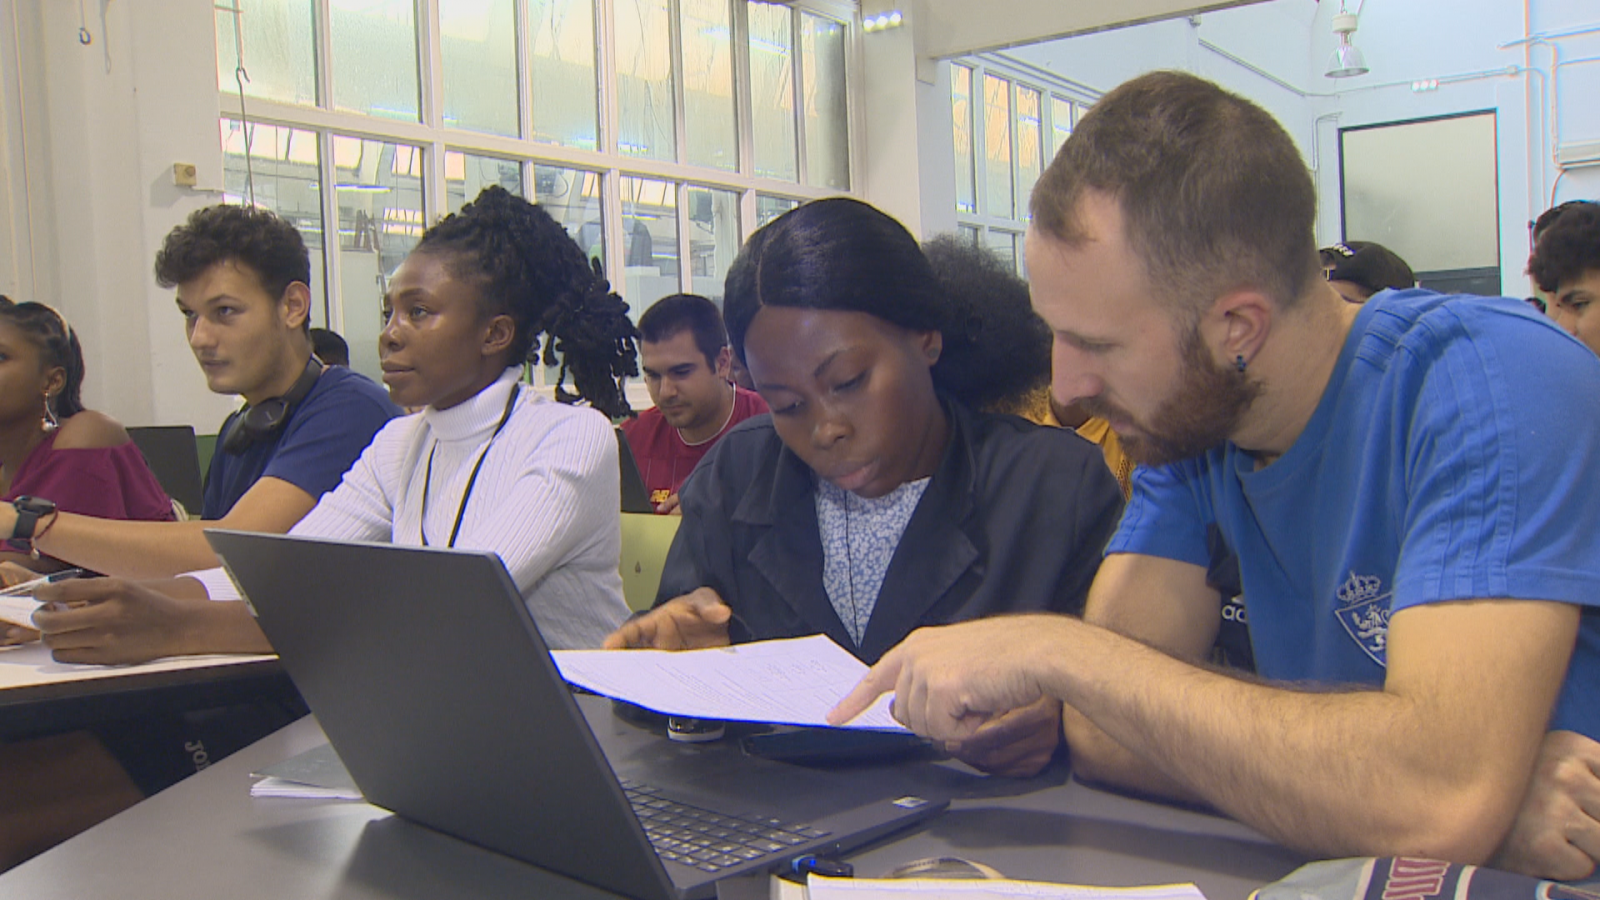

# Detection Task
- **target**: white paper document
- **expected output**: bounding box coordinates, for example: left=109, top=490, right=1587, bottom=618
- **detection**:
left=249, top=776, right=363, bottom=801
left=249, top=743, right=363, bottom=800
left=0, top=595, right=37, bottom=630
left=806, top=875, right=1207, bottom=900
left=552, top=634, right=904, bottom=731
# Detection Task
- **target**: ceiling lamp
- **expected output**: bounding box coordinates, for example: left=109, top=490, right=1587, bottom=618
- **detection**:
left=1325, top=10, right=1370, bottom=78
left=862, top=10, right=903, bottom=33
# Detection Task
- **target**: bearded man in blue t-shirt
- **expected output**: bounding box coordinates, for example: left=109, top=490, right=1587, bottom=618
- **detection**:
left=832, top=71, right=1600, bottom=882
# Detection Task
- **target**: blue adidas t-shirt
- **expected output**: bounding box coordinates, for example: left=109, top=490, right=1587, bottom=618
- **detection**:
left=202, top=365, right=400, bottom=519
left=1108, top=289, right=1600, bottom=739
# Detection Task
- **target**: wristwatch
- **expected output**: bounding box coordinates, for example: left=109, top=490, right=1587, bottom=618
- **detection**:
left=11, top=495, right=57, bottom=551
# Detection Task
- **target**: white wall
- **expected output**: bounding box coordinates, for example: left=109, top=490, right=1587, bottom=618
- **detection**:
left=1533, top=0, right=1600, bottom=202
left=1003, top=0, right=1600, bottom=297
left=2, top=0, right=236, bottom=430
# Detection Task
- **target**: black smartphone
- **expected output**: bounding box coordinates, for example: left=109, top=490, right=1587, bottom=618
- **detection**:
left=741, top=728, right=931, bottom=765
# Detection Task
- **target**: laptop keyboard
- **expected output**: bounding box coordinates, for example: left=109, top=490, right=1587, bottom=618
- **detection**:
left=619, top=779, right=832, bottom=874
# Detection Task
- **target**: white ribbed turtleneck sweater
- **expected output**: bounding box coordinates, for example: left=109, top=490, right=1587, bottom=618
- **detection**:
left=279, top=367, right=628, bottom=649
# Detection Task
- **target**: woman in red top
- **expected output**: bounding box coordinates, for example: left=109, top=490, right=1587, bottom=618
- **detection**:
left=0, top=297, right=173, bottom=588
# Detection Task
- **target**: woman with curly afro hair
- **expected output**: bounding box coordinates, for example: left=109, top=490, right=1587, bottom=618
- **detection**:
left=606, top=197, right=1123, bottom=777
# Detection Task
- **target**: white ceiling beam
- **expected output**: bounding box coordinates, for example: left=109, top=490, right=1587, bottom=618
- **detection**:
left=912, top=0, right=1269, bottom=61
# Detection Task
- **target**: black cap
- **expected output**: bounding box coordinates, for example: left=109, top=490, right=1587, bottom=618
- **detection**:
left=1320, top=241, right=1416, bottom=298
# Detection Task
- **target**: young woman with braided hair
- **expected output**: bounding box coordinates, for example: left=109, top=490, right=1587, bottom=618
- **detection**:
left=275, top=184, right=638, bottom=648
left=35, top=185, right=639, bottom=667
left=0, top=298, right=173, bottom=583
left=0, top=188, right=640, bottom=869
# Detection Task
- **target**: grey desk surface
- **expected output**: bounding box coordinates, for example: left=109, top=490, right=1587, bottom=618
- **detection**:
left=0, top=696, right=1306, bottom=900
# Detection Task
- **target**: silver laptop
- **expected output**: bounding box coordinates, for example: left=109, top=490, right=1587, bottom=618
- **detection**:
left=206, top=530, right=946, bottom=900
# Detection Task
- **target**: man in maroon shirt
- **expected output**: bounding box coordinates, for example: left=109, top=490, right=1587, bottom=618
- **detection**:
left=623, top=294, right=767, bottom=514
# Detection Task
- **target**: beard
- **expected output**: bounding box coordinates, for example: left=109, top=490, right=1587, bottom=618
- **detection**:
left=1079, top=325, right=1261, bottom=468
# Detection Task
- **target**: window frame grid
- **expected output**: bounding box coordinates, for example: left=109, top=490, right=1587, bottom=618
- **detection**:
left=217, top=0, right=854, bottom=393
left=952, top=53, right=1098, bottom=275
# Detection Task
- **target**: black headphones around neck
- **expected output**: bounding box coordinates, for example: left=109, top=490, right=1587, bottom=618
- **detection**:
left=221, top=356, right=324, bottom=455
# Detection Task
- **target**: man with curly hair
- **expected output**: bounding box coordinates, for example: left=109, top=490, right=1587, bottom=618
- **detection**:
left=0, top=205, right=399, bottom=581
left=1529, top=201, right=1600, bottom=357
left=0, top=209, right=400, bottom=869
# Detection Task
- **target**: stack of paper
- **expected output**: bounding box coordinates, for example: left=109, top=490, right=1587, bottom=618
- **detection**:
left=249, top=777, right=362, bottom=801
left=805, top=875, right=1207, bottom=900
left=552, top=634, right=902, bottom=730
left=249, top=743, right=362, bottom=801
left=0, top=595, right=38, bottom=632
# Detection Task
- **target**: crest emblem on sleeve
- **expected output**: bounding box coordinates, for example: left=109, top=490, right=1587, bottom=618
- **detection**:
left=1334, top=571, right=1392, bottom=667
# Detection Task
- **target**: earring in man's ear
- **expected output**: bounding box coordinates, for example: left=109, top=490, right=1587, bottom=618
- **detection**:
left=40, top=392, right=58, bottom=433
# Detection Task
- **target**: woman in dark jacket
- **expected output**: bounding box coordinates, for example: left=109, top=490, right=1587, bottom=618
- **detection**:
left=606, top=198, right=1122, bottom=774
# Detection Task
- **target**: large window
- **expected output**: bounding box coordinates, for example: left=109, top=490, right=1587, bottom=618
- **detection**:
left=214, top=0, right=855, bottom=391
left=949, top=56, right=1092, bottom=275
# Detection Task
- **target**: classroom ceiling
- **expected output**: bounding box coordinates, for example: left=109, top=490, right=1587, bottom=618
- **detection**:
left=913, top=0, right=1268, bottom=59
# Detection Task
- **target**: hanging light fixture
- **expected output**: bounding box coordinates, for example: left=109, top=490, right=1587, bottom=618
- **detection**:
left=1325, top=7, right=1370, bottom=78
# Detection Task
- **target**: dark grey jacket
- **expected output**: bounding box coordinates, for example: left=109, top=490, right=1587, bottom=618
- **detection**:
left=656, top=400, right=1125, bottom=663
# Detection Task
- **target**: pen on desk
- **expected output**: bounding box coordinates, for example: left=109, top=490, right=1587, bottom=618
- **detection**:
left=0, top=568, right=87, bottom=598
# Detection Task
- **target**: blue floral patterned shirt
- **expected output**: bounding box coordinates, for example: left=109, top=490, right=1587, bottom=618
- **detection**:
left=815, top=477, right=931, bottom=646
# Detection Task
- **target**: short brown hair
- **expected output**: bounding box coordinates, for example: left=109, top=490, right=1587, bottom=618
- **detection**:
left=1030, top=71, right=1320, bottom=316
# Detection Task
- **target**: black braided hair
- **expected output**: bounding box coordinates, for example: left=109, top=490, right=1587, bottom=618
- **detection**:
left=724, top=197, right=1038, bottom=411
left=0, top=296, right=86, bottom=419
left=413, top=186, right=638, bottom=418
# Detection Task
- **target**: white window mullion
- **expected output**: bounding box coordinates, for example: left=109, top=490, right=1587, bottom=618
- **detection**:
left=668, top=0, right=691, bottom=294
left=971, top=65, right=988, bottom=219
left=313, top=0, right=340, bottom=326
left=596, top=0, right=620, bottom=158
left=1007, top=79, right=1020, bottom=224
left=675, top=181, right=692, bottom=294
left=731, top=0, right=754, bottom=187
left=419, top=0, right=445, bottom=223
left=845, top=8, right=863, bottom=194
left=738, top=188, right=757, bottom=244
left=668, top=0, right=688, bottom=166
left=516, top=0, right=534, bottom=145
left=603, top=166, right=626, bottom=311
left=596, top=0, right=625, bottom=291
left=789, top=8, right=807, bottom=187
left=318, top=129, right=344, bottom=332
left=1040, top=90, right=1056, bottom=167
left=314, top=0, right=335, bottom=109
left=419, top=0, right=442, bottom=129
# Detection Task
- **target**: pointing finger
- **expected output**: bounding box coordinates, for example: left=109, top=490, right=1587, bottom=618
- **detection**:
left=828, top=650, right=904, bottom=726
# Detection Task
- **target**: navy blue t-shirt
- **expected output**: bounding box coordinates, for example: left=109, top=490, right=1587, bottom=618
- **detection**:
left=202, top=365, right=400, bottom=519
left=1110, top=289, right=1600, bottom=739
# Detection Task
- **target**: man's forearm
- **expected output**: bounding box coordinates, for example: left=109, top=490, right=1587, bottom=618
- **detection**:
left=1061, top=705, right=1209, bottom=807
left=1035, top=608, right=1566, bottom=863
left=32, top=514, right=219, bottom=580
